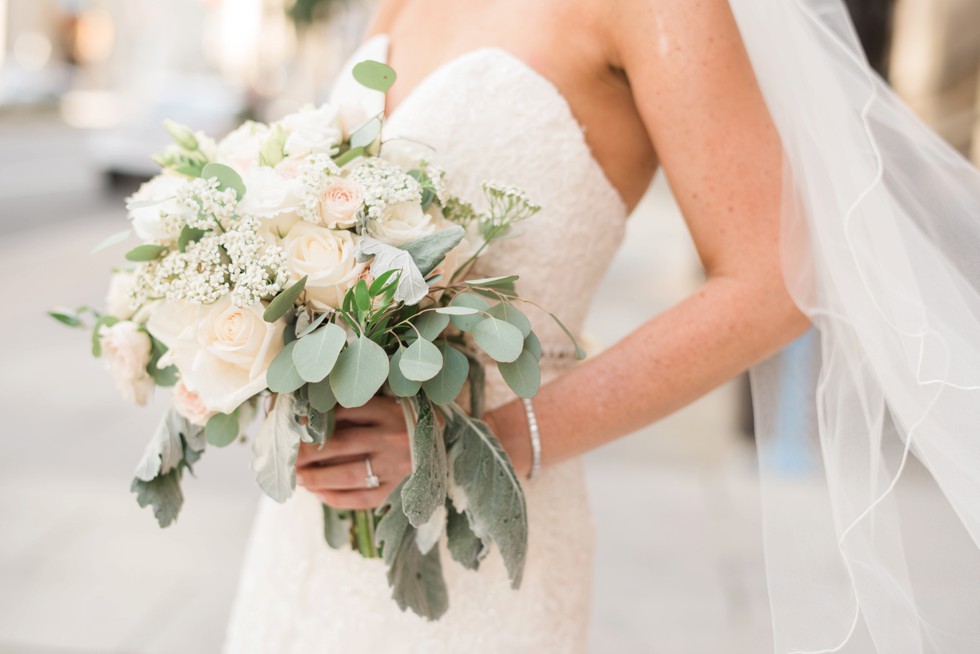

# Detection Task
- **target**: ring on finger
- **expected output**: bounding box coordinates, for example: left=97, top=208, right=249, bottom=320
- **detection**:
left=364, top=455, right=380, bottom=489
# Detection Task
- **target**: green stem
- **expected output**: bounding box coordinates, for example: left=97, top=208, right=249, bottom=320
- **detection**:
left=353, top=509, right=378, bottom=558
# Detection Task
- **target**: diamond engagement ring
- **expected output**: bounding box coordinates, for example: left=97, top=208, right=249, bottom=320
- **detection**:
left=364, top=456, right=380, bottom=489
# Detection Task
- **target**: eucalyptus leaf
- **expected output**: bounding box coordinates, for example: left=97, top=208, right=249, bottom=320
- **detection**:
left=465, top=275, right=519, bottom=287
left=334, top=145, right=365, bottom=167
left=267, top=341, right=305, bottom=393
left=400, top=394, right=448, bottom=527
left=402, top=225, right=465, bottom=277
left=177, top=225, right=207, bottom=253
left=357, top=237, right=428, bottom=306
left=323, top=505, right=352, bottom=549
left=296, top=311, right=329, bottom=339
left=472, top=317, right=523, bottom=363
left=448, top=293, right=489, bottom=332
left=375, top=480, right=449, bottom=621
left=292, top=323, right=346, bottom=383
left=488, top=302, right=532, bottom=338
left=352, top=60, right=397, bottom=93
left=422, top=344, right=469, bottom=405
left=90, top=229, right=131, bottom=254
left=308, top=378, right=337, bottom=412
left=205, top=412, right=240, bottom=447
left=131, top=469, right=183, bottom=528
left=329, top=336, right=390, bottom=408
left=124, top=244, right=167, bottom=262
left=434, top=306, right=479, bottom=316
left=446, top=501, right=487, bottom=570
left=498, top=350, right=541, bottom=399
left=201, top=162, right=246, bottom=201
left=523, top=331, right=543, bottom=361
left=388, top=346, right=422, bottom=397
left=251, top=394, right=306, bottom=502
left=350, top=116, right=382, bottom=149
left=399, top=338, right=444, bottom=382
left=446, top=408, right=527, bottom=588
left=264, top=276, right=307, bottom=323
left=410, top=311, right=450, bottom=341
left=90, top=315, right=120, bottom=356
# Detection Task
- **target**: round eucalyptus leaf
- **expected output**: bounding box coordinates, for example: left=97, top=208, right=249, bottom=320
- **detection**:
left=308, top=378, right=337, bottom=413
left=412, top=311, right=450, bottom=341
left=388, top=346, right=423, bottom=397
left=352, top=60, right=397, bottom=93
left=422, top=344, right=469, bottom=405
left=488, top=302, right=532, bottom=338
left=473, top=317, right=523, bottom=363
left=267, top=341, right=305, bottom=393
left=449, top=293, right=490, bottom=332
left=205, top=412, right=240, bottom=447
left=523, top=331, right=542, bottom=361
left=399, top=337, right=444, bottom=382
left=498, top=350, right=541, bottom=399
left=350, top=116, right=382, bottom=149
left=329, top=336, right=390, bottom=407
left=201, top=162, right=246, bottom=201
left=293, top=323, right=346, bottom=383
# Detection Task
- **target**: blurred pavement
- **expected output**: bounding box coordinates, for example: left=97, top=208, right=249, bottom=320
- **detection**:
left=0, top=112, right=772, bottom=653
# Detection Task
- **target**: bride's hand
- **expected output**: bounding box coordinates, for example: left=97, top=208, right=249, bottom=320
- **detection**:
left=296, top=396, right=412, bottom=510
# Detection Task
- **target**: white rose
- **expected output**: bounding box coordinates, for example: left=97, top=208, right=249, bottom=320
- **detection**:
left=316, top=176, right=363, bottom=229
left=216, top=121, right=269, bottom=173
left=99, top=321, right=154, bottom=406
left=127, top=174, right=191, bottom=243
left=173, top=379, right=216, bottom=426
left=259, top=212, right=301, bottom=242
left=147, top=298, right=285, bottom=414
left=281, top=104, right=343, bottom=158
left=237, top=167, right=303, bottom=218
left=367, top=201, right=436, bottom=247
left=283, top=222, right=365, bottom=311
left=106, top=270, right=137, bottom=320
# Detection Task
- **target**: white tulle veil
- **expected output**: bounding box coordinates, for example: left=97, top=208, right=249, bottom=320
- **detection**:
left=728, top=0, right=980, bottom=651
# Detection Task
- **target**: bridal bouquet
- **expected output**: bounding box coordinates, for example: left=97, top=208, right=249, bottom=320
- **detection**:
left=50, top=60, right=584, bottom=620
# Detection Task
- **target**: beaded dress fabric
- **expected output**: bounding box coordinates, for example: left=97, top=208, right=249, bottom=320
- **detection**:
left=223, top=34, right=629, bottom=653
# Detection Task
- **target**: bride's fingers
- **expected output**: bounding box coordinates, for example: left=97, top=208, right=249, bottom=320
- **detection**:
left=335, top=397, right=404, bottom=430
left=298, top=454, right=410, bottom=492
left=312, top=483, right=397, bottom=511
left=296, top=426, right=404, bottom=467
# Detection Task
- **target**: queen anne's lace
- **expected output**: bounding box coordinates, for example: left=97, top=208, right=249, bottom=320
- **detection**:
left=224, top=36, right=628, bottom=654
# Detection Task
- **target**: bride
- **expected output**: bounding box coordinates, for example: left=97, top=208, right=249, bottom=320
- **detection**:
left=225, top=0, right=980, bottom=652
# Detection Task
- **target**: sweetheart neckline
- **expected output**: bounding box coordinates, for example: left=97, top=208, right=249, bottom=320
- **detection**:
left=365, top=34, right=629, bottom=217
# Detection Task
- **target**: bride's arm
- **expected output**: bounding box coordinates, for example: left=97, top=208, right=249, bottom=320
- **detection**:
left=296, top=0, right=811, bottom=506
left=490, top=0, right=811, bottom=473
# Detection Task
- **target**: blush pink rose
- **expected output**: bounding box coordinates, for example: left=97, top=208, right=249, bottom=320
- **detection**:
left=318, top=177, right=363, bottom=229
left=173, top=379, right=216, bottom=426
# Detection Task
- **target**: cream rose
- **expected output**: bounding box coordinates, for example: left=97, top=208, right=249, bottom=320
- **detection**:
left=281, top=104, right=344, bottom=158
left=173, top=379, right=215, bottom=426
left=283, top=222, right=365, bottom=311
left=106, top=270, right=137, bottom=320
left=237, top=167, right=303, bottom=218
left=127, top=174, right=191, bottom=243
left=317, top=176, right=363, bottom=229
left=99, top=321, right=154, bottom=406
left=147, top=298, right=285, bottom=414
left=367, top=201, right=436, bottom=247
left=216, top=121, right=269, bottom=173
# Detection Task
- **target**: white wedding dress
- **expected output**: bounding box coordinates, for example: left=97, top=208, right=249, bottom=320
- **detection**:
left=223, top=34, right=629, bottom=653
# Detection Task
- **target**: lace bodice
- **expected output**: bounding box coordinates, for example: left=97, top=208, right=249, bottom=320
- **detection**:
left=224, top=35, right=630, bottom=654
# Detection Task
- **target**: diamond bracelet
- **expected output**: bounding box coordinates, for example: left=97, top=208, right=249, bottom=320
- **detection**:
left=522, top=398, right=542, bottom=481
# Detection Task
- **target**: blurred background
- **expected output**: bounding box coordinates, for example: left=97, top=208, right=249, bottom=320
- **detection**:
left=0, top=0, right=978, bottom=652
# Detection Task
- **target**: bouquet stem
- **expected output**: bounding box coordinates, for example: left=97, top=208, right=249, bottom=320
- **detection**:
left=353, top=509, right=379, bottom=558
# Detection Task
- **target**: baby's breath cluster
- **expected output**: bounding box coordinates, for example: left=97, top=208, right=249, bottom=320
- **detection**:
left=298, top=153, right=343, bottom=224
left=175, top=178, right=239, bottom=232
left=222, top=217, right=289, bottom=307
left=350, top=159, right=422, bottom=220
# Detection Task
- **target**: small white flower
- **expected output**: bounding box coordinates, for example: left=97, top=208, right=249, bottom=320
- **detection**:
left=99, top=321, right=154, bottom=406
left=281, top=104, right=344, bottom=158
